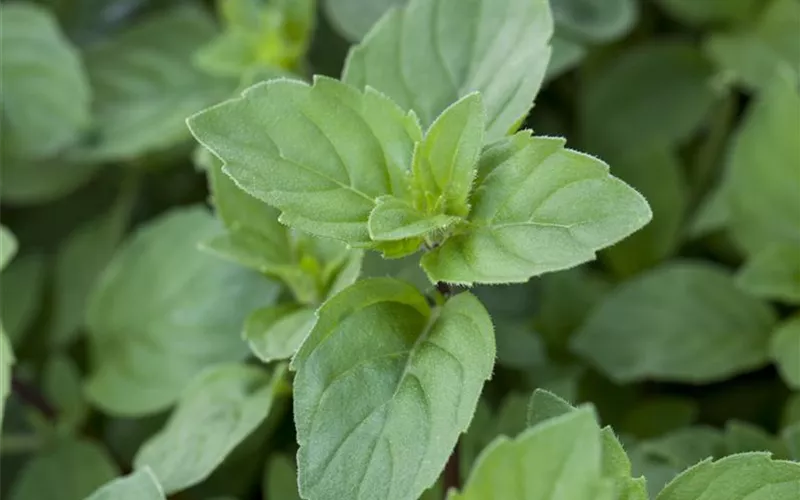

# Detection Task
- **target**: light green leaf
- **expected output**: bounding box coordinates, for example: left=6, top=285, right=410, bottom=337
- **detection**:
left=656, top=0, right=760, bottom=26
left=263, top=455, right=301, bottom=500
left=0, top=2, right=90, bottom=162
left=188, top=76, right=421, bottom=245
left=1, top=329, right=13, bottom=429
left=450, top=407, right=605, bottom=500
left=86, top=207, right=279, bottom=416
left=244, top=304, right=316, bottom=363
left=368, top=196, right=460, bottom=245
left=78, top=5, right=233, bottom=163
left=421, top=133, right=652, bottom=285
left=410, top=92, right=485, bottom=218
left=771, top=317, right=800, bottom=390
left=342, top=0, right=553, bottom=141
left=581, top=41, right=717, bottom=156
left=737, top=244, right=800, bottom=304
left=43, top=354, right=88, bottom=433
left=50, top=184, right=134, bottom=346
left=134, top=364, right=286, bottom=493
left=292, top=279, right=495, bottom=500
left=545, top=35, right=586, bottom=81
left=324, top=0, right=405, bottom=40
left=84, top=468, right=165, bottom=500
left=725, top=73, right=800, bottom=256
left=0, top=253, right=45, bottom=345
left=526, top=388, right=575, bottom=427
left=706, top=0, right=800, bottom=91
left=550, top=0, right=638, bottom=42
left=656, top=453, right=800, bottom=500
left=0, top=225, right=18, bottom=271
left=571, top=261, right=777, bottom=383
left=9, top=437, right=118, bottom=500
left=602, top=148, right=688, bottom=277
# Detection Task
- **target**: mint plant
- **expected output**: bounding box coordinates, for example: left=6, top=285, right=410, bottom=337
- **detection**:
left=1, top=0, right=799, bottom=499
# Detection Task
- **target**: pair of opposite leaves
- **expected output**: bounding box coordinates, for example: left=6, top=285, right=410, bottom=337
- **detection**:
left=187, top=76, right=652, bottom=286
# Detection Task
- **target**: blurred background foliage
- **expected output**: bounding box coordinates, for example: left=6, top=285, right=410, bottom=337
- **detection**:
left=0, top=0, right=798, bottom=498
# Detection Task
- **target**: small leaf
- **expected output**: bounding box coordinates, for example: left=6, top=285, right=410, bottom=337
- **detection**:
left=737, top=244, right=800, bottom=304
left=188, top=76, right=422, bottom=245
left=526, top=388, right=575, bottom=427
left=581, top=41, right=717, bottom=156
left=0, top=224, right=18, bottom=271
left=0, top=2, right=90, bottom=162
left=9, top=438, right=118, bottom=500
left=422, top=133, right=652, bottom=285
left=656, top=453, right=800, bottom=500
left=263, top=455, right=301, bottom=500
left=550, top=0, right=638, bottom=43
left=638, top=427, right=724, bottom=470
left=77, top=5, right=233, bottom=162
left=134, top=363, right=286, bottom=493
left=410, top=93, right=485, bottom=218
left=86, top=207, right=280, bottom=416
left=725, top=421, right=786, bottom=457
left=244, top=304, right=316, bottom=363
left=450, top=408, right=605, bottom=499
left=571, top=261, right=777, bottom=383
left=0, top=253, right=46, bottom=345
left=705, top=0, right=800, bottom=91
left=43, top=354, right=88, bottom=433
left=292, top=279, right=495, bottom=500
left=368, top=196, right=459, bottom=244
left=343, top=0, right=553, bottom=141
left=84, top=468, right=165, bottom=500
left=771, top=317, right=800, bottom=390
left=724, top=73, right=800, bottom=255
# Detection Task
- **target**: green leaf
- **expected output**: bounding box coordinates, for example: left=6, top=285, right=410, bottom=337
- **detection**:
left=449, top=407, right=605, bottom=500
left=77, top=5, right=233, bottom=163
left=656, top=0, right=760, bottom=26
left=784, top=423, right=800, bottom=460
left=706, top=0, right=800, bottom=91
left=571, top=261, right=777, bottom=383
left=550, top=0, right=638, bottom=43
left=188, top=76, right=422, bottom=245
left=49, top=184, right=134, bottom=346
left=244, top=304, right=316, bottom=363
left=771, top=317, right=800, bottom=390
left=737, top=244, right=800, bottom=304
left=581, top=41, right=717, bottom=156
left=292, top=279, right=495, bottom=500
left=638, top=427, right=724, bottom=470
left=0, top=158, right=100, bottom=206
left=602, top=148, right=688, bottom=277
left=84, top=468, right=165, bottom=500
left=342, top=0, right=554, bottom=141
left=0, top=2, right=90, bottom=162
left=85, top=207, right=279, bottom=416
left=43, top=354, right=88, bottom=433
left=9, top=437, right=118, bottom=500
left=1, top=329, right=13, bottom=429
left=0, top=253, right=45, bottom=345
left=421, top=133, right=652, bottom=285
left=263, top=455, right=301, bottom=500
left=367, top=196, right=460, bottom=245
left=725, top=421, right=786, bottom=457
left=724, top=73, right=800, bottom=256
left=134, top=363, right=286, bottom=493
left=526, top=388, right=575, bottom=427
left=0, top=224, right=18, bottom=271
left=410, top=92, right=485, bottom=218
left=656, top=453, right=800, bottom=500
left=545, top=35, right=587, bottom=81
left=324, top=0, right=405, bottom=40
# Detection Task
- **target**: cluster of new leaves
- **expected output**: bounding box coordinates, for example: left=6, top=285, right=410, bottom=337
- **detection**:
left=1, top=0, right=799, bottom=499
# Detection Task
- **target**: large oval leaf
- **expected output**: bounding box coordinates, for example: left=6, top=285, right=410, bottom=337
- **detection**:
left=342, top=0, right=553, bottom=141
left=85, top=207, right=279, bottom=416
left=292, top=278, right=495, bottom=500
